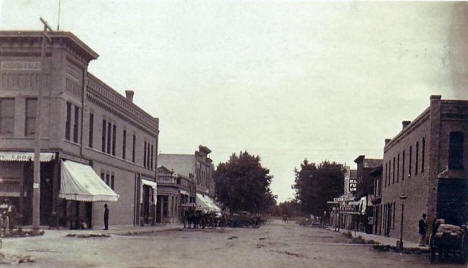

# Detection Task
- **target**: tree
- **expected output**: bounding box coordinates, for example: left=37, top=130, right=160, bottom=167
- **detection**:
left=214, top=151, right=276, bottom=213
left=272, top=200, right=303, bottom=217
left=292, top=160, right=344, bottom=216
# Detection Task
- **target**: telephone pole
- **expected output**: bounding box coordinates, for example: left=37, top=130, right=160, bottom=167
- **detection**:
left=32, top=18, right=53, bottom=233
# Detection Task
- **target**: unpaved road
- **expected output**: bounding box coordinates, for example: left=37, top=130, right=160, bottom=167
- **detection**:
left=0, top=220, right=462, bottom=268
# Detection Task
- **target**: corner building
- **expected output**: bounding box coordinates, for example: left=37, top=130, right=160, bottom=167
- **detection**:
left=379, top=95, right=468, bottom=242
left=0, top=31, right=159, bottom=228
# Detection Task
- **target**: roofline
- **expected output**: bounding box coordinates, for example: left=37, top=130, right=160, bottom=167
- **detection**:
left=0, top=31, right=99, bottom=60
left=87, top=72, right=159, bottom=123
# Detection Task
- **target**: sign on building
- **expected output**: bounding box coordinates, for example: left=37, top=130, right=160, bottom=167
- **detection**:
left=349, top=179, right=357, bottom=192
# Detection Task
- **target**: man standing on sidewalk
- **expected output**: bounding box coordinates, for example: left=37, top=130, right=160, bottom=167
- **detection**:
left=104, top=204, right=109, bottom=230
left=418, top=213, right=427, bottom=246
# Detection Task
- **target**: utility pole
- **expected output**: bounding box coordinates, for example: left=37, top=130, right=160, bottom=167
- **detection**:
left=32, top=18, right=53, bottom=234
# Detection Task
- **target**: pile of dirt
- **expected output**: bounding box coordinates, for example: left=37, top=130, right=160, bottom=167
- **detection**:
left=0, top=253, right=35, bottom=265
left=2, top=229, right=44, bottom=238
left=66, top=233, right=111, bottom=238
left=372, top=244, right=429, bottom=255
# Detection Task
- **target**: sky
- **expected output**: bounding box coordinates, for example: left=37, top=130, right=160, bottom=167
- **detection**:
left=1, top=1, right=467, bottom=202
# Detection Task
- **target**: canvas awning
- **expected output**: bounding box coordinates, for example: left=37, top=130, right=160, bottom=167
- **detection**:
left=0, top=152, right=55, bottom=162
left=196, top=193, right=221, bottom=212
left=141, top=178, right=156, bottom=189
left=59, top=160, right=119, bottom=202
left=179, top=190, right=189, bottom=196
left=140, top=178, right=157, bottom=204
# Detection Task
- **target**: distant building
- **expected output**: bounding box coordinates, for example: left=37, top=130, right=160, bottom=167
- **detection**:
left=158, top=145, right=218, bottom=214
left=328, top=166, right=358, bottom=230
left=155, top=166, right=195, bottom=223
left=0, top=31, right=158, bottom=228
left=370, top=165, right=383, bottom=235
left=354, top=155, right=382, bottom=233
left=378, top=95, right=468, bottom=242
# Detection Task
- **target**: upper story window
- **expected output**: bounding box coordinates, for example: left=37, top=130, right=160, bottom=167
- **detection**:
left=0, top=98, right=14, bottom=136
left=150, top=144, right=154, bottom=170
left=107, top=122, right=111, bottom=154
left=402, top=150, right=405, bottom=181
left=132, top=134, right=136, bottom=163
left=101, top=119, right=106, bottom=152
left=122, top=130, right=127, bottom=160
left=25, top=98, right=37, bottom=136
left=73, top=106, right=79, bottom=143
left=409, top=145, right=412, bottom=177
left=415, top=141, right=419, bottom=175
left=65, top=102, right=71, bottom=140
left=88, top=113, right=94, bottom=148
left=144, top=141, right=147, bottom=168
left=421, top=137, right=425, bottom=173
left=449, top=132, right=464, bottom=170
left=112, top=124, right=116, bottom=156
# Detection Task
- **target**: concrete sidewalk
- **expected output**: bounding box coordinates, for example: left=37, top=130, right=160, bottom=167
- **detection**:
left=325, top=226, right=429, bottom=250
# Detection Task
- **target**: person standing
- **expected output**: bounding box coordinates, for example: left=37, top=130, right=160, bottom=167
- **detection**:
left=183, top=209, right=189, bottom=229
left=104, top=204, right=109, bottom=230
left=418, top=213, right=427, bottom=246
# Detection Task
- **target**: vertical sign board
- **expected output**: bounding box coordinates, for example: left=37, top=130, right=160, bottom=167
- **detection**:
left=349, top=179, right=357, bottom=193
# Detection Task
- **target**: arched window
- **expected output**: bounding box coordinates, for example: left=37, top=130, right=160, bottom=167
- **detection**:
left=449, top=132, right=464, bottom=169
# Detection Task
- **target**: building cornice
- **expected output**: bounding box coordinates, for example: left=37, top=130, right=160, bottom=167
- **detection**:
left=0, top=31, right=98, bottom=62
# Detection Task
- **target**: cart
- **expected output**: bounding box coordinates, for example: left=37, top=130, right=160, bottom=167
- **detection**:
left=429, top=224, right=468, bottom=264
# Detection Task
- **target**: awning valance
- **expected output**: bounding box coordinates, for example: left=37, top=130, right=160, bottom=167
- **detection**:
left=59, top=160, right=119, bottom=202
left=0, top=152, right=55, bottom=162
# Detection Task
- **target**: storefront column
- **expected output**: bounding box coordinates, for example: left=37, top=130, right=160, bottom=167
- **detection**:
left=160, top=196, right=164, bottom=224
left=50, top=157, right=59, bottom=227
left=168, top=194, right=173, bottom=223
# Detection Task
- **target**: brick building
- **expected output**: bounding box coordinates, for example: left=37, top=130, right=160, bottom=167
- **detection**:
left=378, top=95, right=468, bottom=242
left=158, top=145, right=218, bottom=213
left=0, top=31, right=159, bottom=228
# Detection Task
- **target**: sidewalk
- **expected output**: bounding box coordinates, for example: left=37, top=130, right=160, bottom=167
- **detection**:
left=326, top=226, right=429, bottom=250
left=8, top=224, right=183, bottom=240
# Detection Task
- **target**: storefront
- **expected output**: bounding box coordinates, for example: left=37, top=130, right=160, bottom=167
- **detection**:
left=0, top=152, right=57, bottom=226
left=59, top=160, right=119, bottom=229
left=140, top=178, right=157, bottom=225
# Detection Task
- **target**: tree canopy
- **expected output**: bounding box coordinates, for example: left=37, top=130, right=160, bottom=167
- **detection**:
left=292, top=160, right=344, bottom=216
left=214, top=151, right=276, bottom=213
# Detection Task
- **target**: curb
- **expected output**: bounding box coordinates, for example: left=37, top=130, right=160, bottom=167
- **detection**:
left=65, top=226, right=183, bottom=237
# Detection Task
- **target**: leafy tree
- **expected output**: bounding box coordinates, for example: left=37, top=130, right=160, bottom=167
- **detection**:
left=214, top=151, right=276, bottom=213
left=292, top=160, right=344, bottom=216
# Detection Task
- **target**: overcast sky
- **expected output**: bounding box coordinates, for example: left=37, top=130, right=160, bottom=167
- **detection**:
left=1, top=1, right=467, bottom=202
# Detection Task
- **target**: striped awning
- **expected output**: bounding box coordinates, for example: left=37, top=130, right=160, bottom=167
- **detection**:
left=0, top=152, right=55, bottom=162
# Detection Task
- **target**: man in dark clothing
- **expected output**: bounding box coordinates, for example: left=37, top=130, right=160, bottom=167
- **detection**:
left=418, top=213, right=427, bottom=246
left=183, top=210, right=189, bottom=229
left=104, top=204, right=109, bottom=230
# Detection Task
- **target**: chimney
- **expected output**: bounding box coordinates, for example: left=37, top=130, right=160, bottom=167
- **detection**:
left=125, top=90, right=134, bottom=102
left=402, top=121, right=411, bottom=129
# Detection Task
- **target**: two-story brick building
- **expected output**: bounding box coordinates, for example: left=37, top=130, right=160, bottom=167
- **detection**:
left=0, top=31, right=159, bottom=229
left=378, top=95, right=468, bottom=242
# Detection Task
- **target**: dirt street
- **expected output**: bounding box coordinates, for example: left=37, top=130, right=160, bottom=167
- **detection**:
left=0, top=220, right=463, bottom=268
